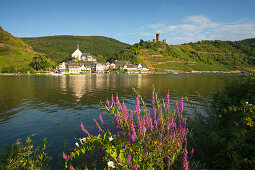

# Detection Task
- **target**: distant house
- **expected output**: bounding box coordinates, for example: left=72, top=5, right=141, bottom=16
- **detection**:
left=114, top=60, right=132, bottom=68
left=59, top=62, right=96, bottom=74
left=96, top=63, right=107, bottom=73
left=81, top=53, right=97, bottom=62
left=126, top=64, right=137, bottom=71
left=59, top=62, right=67, bottom=70
left=68, top=63, right=81, bottom=74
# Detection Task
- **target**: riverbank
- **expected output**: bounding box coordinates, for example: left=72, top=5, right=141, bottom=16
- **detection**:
left=0, top=69, right=250, bottom=76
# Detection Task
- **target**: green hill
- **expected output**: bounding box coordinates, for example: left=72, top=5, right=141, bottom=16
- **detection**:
left=22, top=36, right=130, bottom=63
left=112, top=39, right=255, bottom=72
left=0, top=26, right=39, bottom=72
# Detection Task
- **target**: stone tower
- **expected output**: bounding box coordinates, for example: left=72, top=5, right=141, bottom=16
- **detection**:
left=156, top=33, right=160, bottom=42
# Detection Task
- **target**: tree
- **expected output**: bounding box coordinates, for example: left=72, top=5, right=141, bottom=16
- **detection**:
left=29, top=55, right=55, bottom=71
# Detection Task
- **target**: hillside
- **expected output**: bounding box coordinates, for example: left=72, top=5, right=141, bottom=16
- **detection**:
left=0, top=27, right=39, bottom=72
left=22, top=36, right=130, bottom=63
left=112, top=39, right=255, bottom=72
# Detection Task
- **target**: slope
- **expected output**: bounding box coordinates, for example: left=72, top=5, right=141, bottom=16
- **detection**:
left=0, top=26, right=38, bottom=71
left=22, top=36, right=130, bottom=63
left=113, top=39, right=255, bottom=72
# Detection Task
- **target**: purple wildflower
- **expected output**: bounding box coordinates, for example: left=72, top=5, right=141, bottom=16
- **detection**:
left=166, top=92, right=170, bottom=111
left=140, top=118, right=146, bottom=136
left=180, top=97, right=183, bottom=113
left=153, top=106, right=157, bottom=128
left=116, top=111, right=121, bottom=124
left=129, top=111, right=134, bottom=124
left=111, top=95, right=115, bottom=107
left=157, top=108, right=163, bottom=127
left=168, top=160, right=171, bottom=169
left=127, top=155, right=132, bottom=167
left=94, top=119, right=104, bottom=133
left=63, top=152, right=69, bottom=160
left=146, top=110, right=153, bottom=132
left=116, top=96, right=122, bottom=110
left=158, top=132, right=162, bottom=150
left=134, top=164, right=138, bottom=170
left=131, top=123, right=137, bottom=142
left=113, top=117, right=120, bottom=138
left=106, top=98, right=111, bottom=108
left=176, top=101, right=180, bottom=116
left=99, top=114, right=108, bottom=130
left=183, top=149, right=189, bottom=170
left=135, top=97, right=140, bottom=122
left=190, top=148, right=194, bottom=158
left=152, top=90, right=155, bottom=104
left=81, top=122, right=91, bottom=136
left=70, top=165, right=75, bottom=170
left=118, top=156, right=124, bottom=164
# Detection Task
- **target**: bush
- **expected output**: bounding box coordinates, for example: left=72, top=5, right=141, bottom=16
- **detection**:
left=63, top=91, right=190, bottom=169
left=190, top=77, right=255, bottom=169
left=0, top=135, right=51, bottom=169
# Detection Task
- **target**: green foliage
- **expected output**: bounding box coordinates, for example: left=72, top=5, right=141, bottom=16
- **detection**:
left=112, top=39, right=255, bottom=72
left=22, top=36, right=130, bottom=63
left=0, top=135, right=51, bottom=169
left=63, top=92, right=189, bottom=169
left=0, top=27, right=38, bottom=71
left=190, top=77, right=255, bottom=169
left=29, top=55, right=55, bottom=71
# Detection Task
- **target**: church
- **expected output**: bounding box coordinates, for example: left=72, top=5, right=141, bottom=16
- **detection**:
left=71, top=44, right=97, bottom=62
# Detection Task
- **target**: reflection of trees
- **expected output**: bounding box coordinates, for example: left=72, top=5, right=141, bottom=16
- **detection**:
left=0, top=74, right=242, bottom=124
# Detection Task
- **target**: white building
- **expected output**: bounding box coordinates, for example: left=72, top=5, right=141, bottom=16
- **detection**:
left=96, top=63, right=107, bottom=73
left=59, top=62, right=67, bottom=70
left=72, top=44, right=83, bottom=60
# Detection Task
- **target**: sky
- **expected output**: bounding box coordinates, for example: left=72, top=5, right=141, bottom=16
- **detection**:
left=1, top=0, right=255, bottom=45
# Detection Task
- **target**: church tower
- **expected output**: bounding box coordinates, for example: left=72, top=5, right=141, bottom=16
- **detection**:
left=72, top=44, right=82, bottom=60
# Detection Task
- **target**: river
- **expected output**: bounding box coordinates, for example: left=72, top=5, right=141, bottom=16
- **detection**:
left=0, top=74, right=242, bottom=167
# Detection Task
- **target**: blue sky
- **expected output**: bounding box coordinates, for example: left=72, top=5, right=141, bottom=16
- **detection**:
left=1, top=0, right=255, bottom=44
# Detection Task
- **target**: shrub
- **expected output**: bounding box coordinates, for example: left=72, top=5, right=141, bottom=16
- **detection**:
left=63, top=91, right=190, bottom=169
left=190, top=77, right=255, bottom=169
left=0, top=135, right=50, bottom=169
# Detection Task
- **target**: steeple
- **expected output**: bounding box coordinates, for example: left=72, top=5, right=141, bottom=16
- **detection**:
left=77, top=43, right=79, bottom=49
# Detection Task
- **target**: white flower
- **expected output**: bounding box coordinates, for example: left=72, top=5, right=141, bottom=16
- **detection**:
left=79, top=137, right=86, bottom=144
left=75, top=142, right=79, bottom=147
left=246, top=101, right=249, bottom=105
left=107, top=161, right=115, bottom=168
left=109, top=136, right=113, bottom=141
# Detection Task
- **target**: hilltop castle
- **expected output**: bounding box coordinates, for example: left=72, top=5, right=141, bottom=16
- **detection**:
left=140, top=33, right=166, bottom=44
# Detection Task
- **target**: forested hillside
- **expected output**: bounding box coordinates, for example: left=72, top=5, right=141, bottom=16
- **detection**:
left=112, top=39, right=255, bottom=72
left=22, top=36, right=130, bottom=63
left=0, top=27, right=56, bottom=73
left=0, top=26, right=37, bottom=72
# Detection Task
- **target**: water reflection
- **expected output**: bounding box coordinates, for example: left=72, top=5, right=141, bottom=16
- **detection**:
left=0, top=74, right=243, bottom=168
left=0, top=74, right=242, bottom=124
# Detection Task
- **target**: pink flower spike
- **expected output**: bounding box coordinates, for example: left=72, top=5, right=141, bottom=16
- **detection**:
left=70, top=165, right=75, bottom=170
left=81, top=122, right=90, bottom=136
left=63, top=152, right=69, bottom=160
left=180, top=97, right=183, bottom=113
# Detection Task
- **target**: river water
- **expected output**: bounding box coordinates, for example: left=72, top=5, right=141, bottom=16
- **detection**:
left=0, top=74, right=242, bottom=167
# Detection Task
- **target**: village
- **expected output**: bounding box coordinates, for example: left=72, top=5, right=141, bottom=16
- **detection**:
left=58, top=44, right=149, bottom=74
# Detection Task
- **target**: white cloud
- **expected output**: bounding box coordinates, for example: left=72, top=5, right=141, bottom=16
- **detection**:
left=143, top=15, right=255, bottom=44
left=148, top=24, right=165, bottom=29
left=184, top=15, right=210, bottom=24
